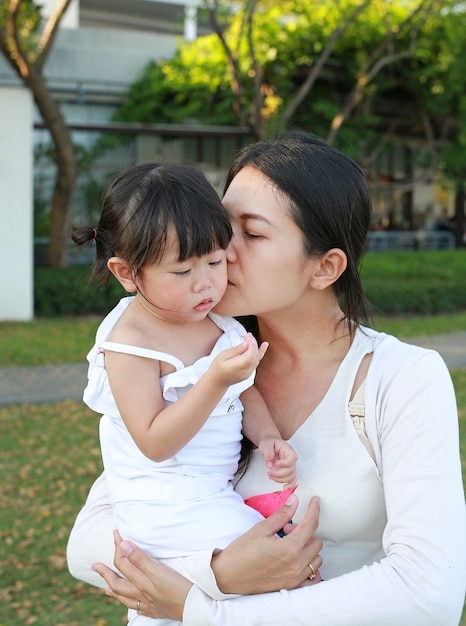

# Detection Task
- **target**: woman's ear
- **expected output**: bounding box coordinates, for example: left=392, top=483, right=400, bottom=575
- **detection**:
left=310, top=248, right=347, bottom=290
left=107, top=257, right=137, bottom=293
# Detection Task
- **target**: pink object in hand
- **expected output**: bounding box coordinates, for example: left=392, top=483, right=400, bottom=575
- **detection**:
left=244, top=485, right=298, bottom=518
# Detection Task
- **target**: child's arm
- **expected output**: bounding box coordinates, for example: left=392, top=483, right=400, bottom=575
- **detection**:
left=241, top=386, right=297, bottom=487
left=106, top=333, right=267, bottom=462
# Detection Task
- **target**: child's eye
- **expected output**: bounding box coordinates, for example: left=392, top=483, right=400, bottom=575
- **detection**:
left=244, top=232, right=262, bottom=239
left=209, top=259, right=223, bottom=267
left=174, top=269, right=191, bottom=276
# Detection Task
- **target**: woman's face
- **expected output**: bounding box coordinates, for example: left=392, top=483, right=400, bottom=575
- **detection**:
left=215, top=165, right=315, bottom=318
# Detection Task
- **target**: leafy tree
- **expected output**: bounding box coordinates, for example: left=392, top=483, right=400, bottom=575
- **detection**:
left=362, top=0, right=466, bottom=244
left=114, top=0, right=440, bottom=143
left=114, top=0, right=464, bottom=243
left=0, top=0, right=76, bottom=268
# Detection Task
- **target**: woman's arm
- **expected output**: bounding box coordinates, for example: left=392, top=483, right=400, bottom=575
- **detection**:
left=93, top=494, right=322, bottom=618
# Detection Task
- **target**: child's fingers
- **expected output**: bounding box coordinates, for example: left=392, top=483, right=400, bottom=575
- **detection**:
left=258, top=341, right=269, bottom=360
left=268, top=468, right=297, bottom=484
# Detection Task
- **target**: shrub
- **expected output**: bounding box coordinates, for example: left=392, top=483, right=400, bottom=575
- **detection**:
left=33, top=249, right=466, bottom=317
left=34, top=266, right=125, bottom=317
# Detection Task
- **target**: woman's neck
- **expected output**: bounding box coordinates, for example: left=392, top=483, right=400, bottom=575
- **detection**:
left=254, top=302, right=354, bottom=438
left=256, top=303, right=352, bottom=370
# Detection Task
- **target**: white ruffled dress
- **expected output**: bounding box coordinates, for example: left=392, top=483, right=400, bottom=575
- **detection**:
left=84, top=297, right=264, bottom=559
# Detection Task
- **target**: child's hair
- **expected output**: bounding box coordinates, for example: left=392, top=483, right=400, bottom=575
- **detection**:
left=72, top=162, right=232, bottom=288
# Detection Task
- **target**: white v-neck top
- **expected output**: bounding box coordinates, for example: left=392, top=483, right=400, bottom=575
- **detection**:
left=235, top=328, right=385, bottom=580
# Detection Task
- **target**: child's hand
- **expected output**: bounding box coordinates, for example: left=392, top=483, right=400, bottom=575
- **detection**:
left=259, top=438, right=298, bottom=487
left=210, top=333, right=268, bottom=386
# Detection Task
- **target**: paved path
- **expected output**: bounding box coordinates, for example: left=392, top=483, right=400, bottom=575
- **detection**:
left=0, top=332, right=465, bottom=406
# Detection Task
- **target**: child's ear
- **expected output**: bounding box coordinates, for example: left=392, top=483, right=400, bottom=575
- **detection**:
left=309, top=248, right=347, bottom=290
left=107, top=257, right=137, bottom=293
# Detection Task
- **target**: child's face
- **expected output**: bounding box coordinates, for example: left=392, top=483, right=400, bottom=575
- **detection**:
left=137, top=232, right=228, bottom=322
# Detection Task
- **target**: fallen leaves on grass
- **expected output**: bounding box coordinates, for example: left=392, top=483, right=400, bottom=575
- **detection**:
left=0, top=400, right=126, bottom=625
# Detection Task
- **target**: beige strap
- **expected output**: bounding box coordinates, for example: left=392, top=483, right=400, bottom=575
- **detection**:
left=348, top=379, right=376, bottom=462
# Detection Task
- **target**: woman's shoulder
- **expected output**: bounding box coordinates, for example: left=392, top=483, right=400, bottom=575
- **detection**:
left=365, top=327, right=449, bottom=385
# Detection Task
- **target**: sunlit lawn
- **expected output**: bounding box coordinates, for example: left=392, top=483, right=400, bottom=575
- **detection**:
left=1, top=311, right=465, bottom=368
left=0, top=312, right=465, bottom=624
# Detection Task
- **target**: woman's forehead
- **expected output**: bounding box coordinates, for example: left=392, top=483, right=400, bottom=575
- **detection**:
left=223, top=168, right=292, bottom=224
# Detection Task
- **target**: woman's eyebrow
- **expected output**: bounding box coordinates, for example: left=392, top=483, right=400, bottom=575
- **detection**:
left=238, top=212, right=273, bottom=226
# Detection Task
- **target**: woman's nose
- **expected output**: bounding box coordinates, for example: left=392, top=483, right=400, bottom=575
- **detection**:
left=226, top=240, right=238, bottom=263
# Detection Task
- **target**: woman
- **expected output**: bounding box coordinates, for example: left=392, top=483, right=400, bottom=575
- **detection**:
left=67, top=132, right=466, bottom=625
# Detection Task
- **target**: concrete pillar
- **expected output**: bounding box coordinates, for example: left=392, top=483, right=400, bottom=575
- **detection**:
left=184, top=5, right=197, bottom=41
left=0, top=87, right=34, bottom=320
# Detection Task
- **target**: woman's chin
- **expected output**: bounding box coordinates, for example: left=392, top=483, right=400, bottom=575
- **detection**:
left=213, top=294, right=241, bottom=317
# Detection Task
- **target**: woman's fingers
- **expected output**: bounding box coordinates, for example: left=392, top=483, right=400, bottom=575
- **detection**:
left=91, top=562, right=149, bottom=612
left=262, top=492, right=300, bottom=534
left=94, top=530, right=192, bottom=621
left=282, top=495, right=321, bottom=546
left=212, top=494, right=322, bottom=594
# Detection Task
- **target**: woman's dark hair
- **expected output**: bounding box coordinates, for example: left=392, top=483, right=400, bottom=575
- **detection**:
left=72, top=162, right=232, bottom=287
left=225, top=131, right=372, bottom=331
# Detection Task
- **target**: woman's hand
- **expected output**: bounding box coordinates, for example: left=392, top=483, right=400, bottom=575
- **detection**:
left=92, top=530, right=192, bottom=621
left=92, top=495, right=321, bottom=618
left=212, top=494, right=322, bottom=594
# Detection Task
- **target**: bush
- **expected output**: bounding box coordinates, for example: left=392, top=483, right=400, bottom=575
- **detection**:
left=361, top=249, right=466, bottom=315
left=33, top=249, right=466, bottom=317
left=34, top=265, right=125, bottom=317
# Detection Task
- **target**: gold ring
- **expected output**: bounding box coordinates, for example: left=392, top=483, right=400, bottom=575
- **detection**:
left=137, top=600, right=141, bottom=612
left=308, top=563, right=316, bottom=580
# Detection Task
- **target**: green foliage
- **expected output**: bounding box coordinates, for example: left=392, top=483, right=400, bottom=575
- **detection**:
left=115, top=41, right=235, bottom=126
left=361, top=249, right=466, bottom=315
left=30, top=249, right=466, bottom=319
left=0, top=0, right=42, bottom=58
left=112, top=2, right=422, bottom=133
left=34, top=265, right=126, bottom=317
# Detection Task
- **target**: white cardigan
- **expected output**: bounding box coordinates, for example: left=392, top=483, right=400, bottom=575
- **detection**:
left=182, top=332, right=466, bottom=626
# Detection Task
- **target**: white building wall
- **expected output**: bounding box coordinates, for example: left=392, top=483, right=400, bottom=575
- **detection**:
left=43, top=27, right=177, bottom=107
left=0, top=88, right=34, bottom=321
left=40, top=0, right=80, bottom=29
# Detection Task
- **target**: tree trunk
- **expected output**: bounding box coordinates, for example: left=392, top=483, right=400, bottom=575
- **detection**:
left=25, top=66, right=76, bottom=268
left=454, top=180, right=465, bottom=249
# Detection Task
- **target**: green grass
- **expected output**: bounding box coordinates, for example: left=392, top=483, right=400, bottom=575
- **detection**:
left=0, top=311, right=465, bottom=369
left=0, top=317, right=100, bottom=367
left=0, top=400, right=126, bottom=626
left=374, top=310, right=466, bottom=337
left=0, top=312, right=464, bottom=624
left=0, top=374, right=464, bottom=625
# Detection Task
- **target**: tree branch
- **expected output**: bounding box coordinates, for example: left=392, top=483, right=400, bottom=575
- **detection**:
left=269, top=0, right=372, bottom=139
left=37, top=0, right=73, bottom=70
left=208, top=0, right=245, bottom=121
left=244, top=0, right=264, bottom=137
left=327, top=0, right=437, bottom=144
left=2, top=0, right=32, bottom=79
